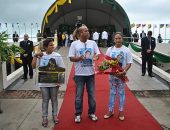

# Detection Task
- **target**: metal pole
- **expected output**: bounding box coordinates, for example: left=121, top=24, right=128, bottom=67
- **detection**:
left=24, top=23, right=26, bottom=34
left=31, top=23, right=33, bottom=40
left=165, top=25, right=166, bottom=43
left=36, top=23, right=38, bottom=31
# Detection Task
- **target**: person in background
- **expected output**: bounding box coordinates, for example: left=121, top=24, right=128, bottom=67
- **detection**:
left=140, top=30, right=146, bottom=39
left=157, top=34, right=163, bottom=43
left=69, top=33, right=74, bottom=46
left=101, top=29, right=108, bottom=48
left=20, top=34, right=34, bottom=81
left=133, top=30, right=139, bottom=42
left=64, top=32, right=69, bottom=47
left=69, top=24, right=100, bottom=123
left=93, top=29, right=99, bottom=46
left=104, top=32, right=133, bottom=121
left=141, top=31, right=156, bottom=77
left=37, top=30, right=41, bottom=42
left=13, top=31, right=19, bottom=42
left=32, top=38, right=65, bottom=127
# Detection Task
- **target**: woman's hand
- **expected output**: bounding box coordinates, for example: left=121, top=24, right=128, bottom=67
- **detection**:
left=34, top=52, right=43, bottom=58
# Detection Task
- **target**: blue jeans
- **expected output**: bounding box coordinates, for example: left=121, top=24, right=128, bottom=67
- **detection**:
left=40, top=87, right=59, bottom=117
left=74, top=75, right=96, bottom=116
left=108, top=75, right=125, bottom=112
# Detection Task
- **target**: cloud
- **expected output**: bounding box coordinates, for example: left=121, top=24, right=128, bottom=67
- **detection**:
left=117, top=0, right=170, bottom=23
left=0, top=0, right=55, bottom=23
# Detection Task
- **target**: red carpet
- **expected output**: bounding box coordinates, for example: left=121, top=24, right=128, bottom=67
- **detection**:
left=54, top=52, right=162, bottom=130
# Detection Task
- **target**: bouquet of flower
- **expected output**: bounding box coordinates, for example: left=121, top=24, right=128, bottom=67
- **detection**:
left=96, top=55, right=128, bottom=82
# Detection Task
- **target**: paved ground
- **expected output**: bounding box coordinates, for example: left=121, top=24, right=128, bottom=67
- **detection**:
left=0, top=47, right=170, bottom=130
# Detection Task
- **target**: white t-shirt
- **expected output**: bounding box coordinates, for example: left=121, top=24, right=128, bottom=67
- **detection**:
left=37, top=52, right=65, bottom=87
left=106, top=45, right=133, bottom=69
left=68, top=40, right=100, bottom=76
left=102, top=31, right=108, bottom=40
left=93, top=32, right=99, bottom=40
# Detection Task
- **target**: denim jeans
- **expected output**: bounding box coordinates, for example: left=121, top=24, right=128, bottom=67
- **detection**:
left=74, top=75, right=96, bottom=116
left=40, top=87, right=59, bottom=117
left=108, top=75, right=125, bottom=112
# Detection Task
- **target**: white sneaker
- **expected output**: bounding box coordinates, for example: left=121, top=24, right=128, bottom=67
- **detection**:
left=89, top=114, right=98, bottom=121
left=75, top=115, right=81, bottom=123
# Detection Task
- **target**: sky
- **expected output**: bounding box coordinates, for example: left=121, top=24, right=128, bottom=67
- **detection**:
left=0, top=0, right=170, bottom=42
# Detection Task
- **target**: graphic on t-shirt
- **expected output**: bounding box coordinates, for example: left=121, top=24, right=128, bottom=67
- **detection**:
left=79, top=48, right=93, bottom=67
left=111, top=51, right=124, bottom=67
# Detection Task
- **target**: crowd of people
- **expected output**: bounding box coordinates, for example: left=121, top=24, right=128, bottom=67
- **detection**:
left=16, top=24, right=159, bottom=127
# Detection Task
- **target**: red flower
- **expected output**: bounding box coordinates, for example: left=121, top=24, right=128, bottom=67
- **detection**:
left=96, top=55, right=128, bottom=82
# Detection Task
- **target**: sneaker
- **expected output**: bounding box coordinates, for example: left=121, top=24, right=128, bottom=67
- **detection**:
left=42, top=117, right=48, bottom=127
left=75, top=115, right=81, bottom=123
left=89, top=114, right=98, bottom=121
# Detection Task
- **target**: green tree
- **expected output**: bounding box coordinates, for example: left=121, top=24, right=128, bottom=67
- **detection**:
left=0, top=31, right=24, bottom=62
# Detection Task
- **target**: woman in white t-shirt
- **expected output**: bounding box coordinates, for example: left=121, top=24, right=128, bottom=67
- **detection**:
left=32, top=38, right=65, bottom=127
left=104, top=32, right=133, bottom=121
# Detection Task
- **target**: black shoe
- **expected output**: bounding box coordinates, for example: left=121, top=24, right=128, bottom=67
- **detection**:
left=148, top=74, right=155, bottom=77
left=24, top=78, right=28, bottom=81
left=30, top=76, right=33, bottom=79
left=141, top=73, right=145, bottom=76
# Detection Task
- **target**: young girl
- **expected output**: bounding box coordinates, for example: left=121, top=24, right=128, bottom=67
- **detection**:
left=104, top=32, right=133, bottom=121
left=32, top=38, right=65, bottom=127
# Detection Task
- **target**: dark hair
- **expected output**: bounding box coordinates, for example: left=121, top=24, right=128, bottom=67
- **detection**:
left=147, top=31, right=152, bottom=36
left=114, top=32, right=123, bottom=38
left=43, top=38, right=53, bottom=49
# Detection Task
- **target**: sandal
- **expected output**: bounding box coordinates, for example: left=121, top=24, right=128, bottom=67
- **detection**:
left=104, top=111, right=113, bottom=119
left=42, top=117, right=48, bottom=127
left=53, top=116, right=59, bottom=124
left=119, top=111, right=125, bottom=121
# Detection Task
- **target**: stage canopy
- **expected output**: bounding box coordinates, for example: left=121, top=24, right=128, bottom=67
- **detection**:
left=41, top=0, right=131, bottom=36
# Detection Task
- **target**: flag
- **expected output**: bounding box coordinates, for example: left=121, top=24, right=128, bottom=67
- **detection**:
left=142, top=24, right=146, bottom=27
left=5, top=23, right=7, bottom=28
left=136, top=24, right=141, bottom=28
left=160, top=24, right=164, bottom=28
left=166, top=24, right=170, bottom=28
left=148, top=24, right=152, bottom=29
left=153, top=24, right=157, bottom=28
left=130, top=23, right=135, bottom=28
left=12, top=23, right=14, bottom=28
